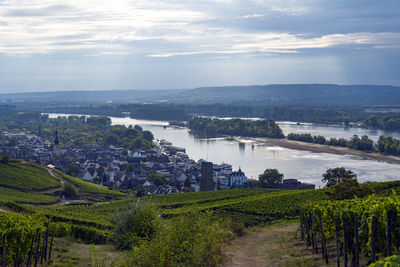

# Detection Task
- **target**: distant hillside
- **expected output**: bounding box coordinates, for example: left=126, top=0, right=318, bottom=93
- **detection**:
left=1, top=84, right=400, bottom=107
left=0, top=89, right=185, bottom=104
left=159, top=84, right=400, bottom=107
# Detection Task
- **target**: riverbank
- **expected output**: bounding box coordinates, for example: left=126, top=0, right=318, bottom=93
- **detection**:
left=251, top=137, right=400, bottom=165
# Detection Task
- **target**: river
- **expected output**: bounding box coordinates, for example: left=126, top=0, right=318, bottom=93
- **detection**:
left=47, top=114, right=400, bottom=187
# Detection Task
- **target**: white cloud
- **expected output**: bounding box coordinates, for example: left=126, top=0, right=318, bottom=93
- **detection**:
left=0, top=0, right=399, bottom=57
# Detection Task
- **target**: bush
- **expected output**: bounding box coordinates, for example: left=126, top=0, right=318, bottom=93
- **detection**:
left=127, top=213, right=224, bottom=267
left=111, top=200, right=160, bottom=250
left=62, top=182, right=77, bottom=197
left=219, top=218, right=245, bottom=237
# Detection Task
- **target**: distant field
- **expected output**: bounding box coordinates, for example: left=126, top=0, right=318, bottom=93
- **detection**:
left=0, top=162, right=60, bottom=190
left=0, top=187, right=59, bottom=204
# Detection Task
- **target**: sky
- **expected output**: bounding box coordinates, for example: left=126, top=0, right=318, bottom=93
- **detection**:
left=0, top=0, right=400, bottom=93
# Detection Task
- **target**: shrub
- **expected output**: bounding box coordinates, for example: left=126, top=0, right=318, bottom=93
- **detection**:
left=62, top=182, right=77, bottom=197
left=127, top=213, right=225, bottom=267
left=110, top=200, right=160, bottom=250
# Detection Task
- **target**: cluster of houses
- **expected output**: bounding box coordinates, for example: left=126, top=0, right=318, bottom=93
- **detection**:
left=0, top=131, right=249, bottom=194
left=0, top=130, right=315, bottom=194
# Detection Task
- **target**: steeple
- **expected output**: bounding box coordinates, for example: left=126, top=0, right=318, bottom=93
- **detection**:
left=54, top=130, right=60, bottom=146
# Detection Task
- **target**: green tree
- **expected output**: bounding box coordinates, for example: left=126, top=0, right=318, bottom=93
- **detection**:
left=142, top=130, right=154, bottom=142
left=110, top=200, right=160, bottom=250
left=322, top=167, right=357, bottom=187
left=67, top=163, right=80, bottom=177
left=326, top=178, right=374, bottom=200
left=258, top=169, right=283, bottom=188
left=104, top=133, right=120, bottom=146
left=62, top=182, right=77, bottom=197
left=0, top=155, right=9, bottom=164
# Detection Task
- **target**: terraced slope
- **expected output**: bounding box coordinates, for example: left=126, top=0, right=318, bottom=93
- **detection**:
left=0, top=162, right=60, bottom=190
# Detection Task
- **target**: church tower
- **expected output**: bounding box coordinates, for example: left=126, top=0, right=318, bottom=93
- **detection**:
left=53, top=130, right=61, bottom=155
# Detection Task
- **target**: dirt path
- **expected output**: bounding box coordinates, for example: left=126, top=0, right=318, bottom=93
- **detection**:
left=222, top=223, right=331, bottom=267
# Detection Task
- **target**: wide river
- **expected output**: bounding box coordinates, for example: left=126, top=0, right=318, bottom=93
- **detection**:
left=48, top=114, right=400, bottom=187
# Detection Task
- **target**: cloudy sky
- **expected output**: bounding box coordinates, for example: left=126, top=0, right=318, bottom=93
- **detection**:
left=1, top=0, right=400, bottom=92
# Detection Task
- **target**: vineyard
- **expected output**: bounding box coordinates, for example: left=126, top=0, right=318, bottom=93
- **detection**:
left=0, top=212, right=54, bottom=266
left=0, top=162, right=60, bottom=190
left=0, top=187, right=59, bottom=205
left=3, top=176, right=400, bottom=265
left=300, top=193, right=400, bottom=266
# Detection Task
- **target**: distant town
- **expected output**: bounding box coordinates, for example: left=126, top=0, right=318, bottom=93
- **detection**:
left=0, top=129, right=314, bottom=195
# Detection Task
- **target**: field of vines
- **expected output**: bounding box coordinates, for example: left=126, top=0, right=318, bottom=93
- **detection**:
left=301, top=193, right=400, bottom=266
left=31, top=188, right=327, bottom=235
left=0, top=212, right=53, bottom=266
left=0, top=163, right=60, bottom=190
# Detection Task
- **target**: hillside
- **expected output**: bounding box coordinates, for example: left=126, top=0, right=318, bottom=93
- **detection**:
left=3, top=179, right=400, bottom=265
left=0, top=157, right=125, bottom=205
left=160, top=84, right=400, bottom=106
left=1, top=84, right=400, bottom=108
left=0, top=161, right=60, bottom=190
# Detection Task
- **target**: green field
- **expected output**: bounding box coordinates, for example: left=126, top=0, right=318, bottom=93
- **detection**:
left=0, top=187, right=59, bottom=204
left=54, top=170, right=125, bottom=196
left=0, top=162, right=60, bottom=190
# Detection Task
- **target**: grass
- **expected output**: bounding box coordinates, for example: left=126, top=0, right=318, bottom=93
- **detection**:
left=0, top=187, right=59, bottom=204
left=50, top=237, right=123, bottom=266
left=0, top=162, right=60, bottom=190
left=54, top=170, right=126, bottom=196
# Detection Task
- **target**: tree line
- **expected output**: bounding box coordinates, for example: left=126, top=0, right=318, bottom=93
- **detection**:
left=187, top=117, right=285, bottom=138
left=288, top=132, right=400, bottom=156
left=0, top=113, right=153, bottom=150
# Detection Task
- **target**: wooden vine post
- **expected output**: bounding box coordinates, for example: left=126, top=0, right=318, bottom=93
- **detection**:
left=343, top=215, right=348, bottom=267
left=371, top=216, right=377, bottom=264
left=306, top=213, right=311, bottom=248
left=48, top=230, right=54, bottom=261
left=311, top=212, right=318, bottom=254
left=14, top=237, right=22, bottom=267
left=318, top=212, right=329, bottom=264
left=300, top=210, right=304, bottom=240
left=27, top=234, right=35, bottom=266
left=334, top=218, right=340, bottom=267
left=387, top=210, right=393, bottom=257
left=34, top=232, right=41, bottom=267
left=355, top=217, right=359, bottom=267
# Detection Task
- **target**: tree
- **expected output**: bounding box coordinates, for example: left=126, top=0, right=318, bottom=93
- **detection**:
left=0, top=155, right=9, bottom=164
left=142, top=130, right=154, bottom=142
left=104, top=133, right=120, bottom=146
left=322, top=167, right=357, bottom=187
left=258, top=169, right=283, bottom=188
left=62, top=182, right=77, bottom=197
left=67, top=163, right=80, bottom=177
left=326, top=178, right=374, bottom=200
left=134, top=125, right=143, bottom=132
